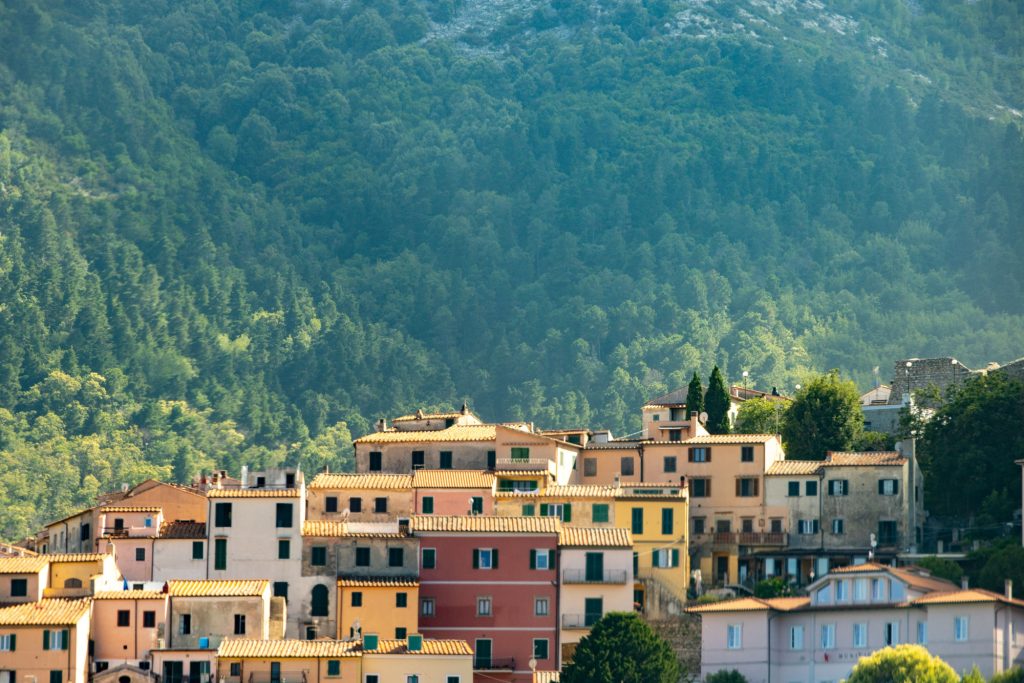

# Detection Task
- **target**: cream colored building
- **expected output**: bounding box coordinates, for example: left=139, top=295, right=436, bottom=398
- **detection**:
left=689, top=563, right=1024, bottom=682
left=307, top=473, right=414, bottom=521
left=153, top=520, right=209, bottom=582
left=361, top=637, right=474, bottom=682
left=215, top=638, right=361, bottom=682
left=165, top=579, right=284, bottom=650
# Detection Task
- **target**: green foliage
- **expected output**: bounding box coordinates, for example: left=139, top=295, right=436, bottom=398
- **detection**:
left=917, top=373, right=1024, bottom=520
left=782, top=371, right=863, bottom=459
left=753, top=576, right=795, bottom=599
left=850, top=430, right=895, bottom=452
left=913, top=557, right=963, bottom=585
left=685, top=371, right=705, bottom=421
left=978, top=545, right=1024, bottom=599
left=735, top=397, right=787, bottom=435
left=845, top=645, right=958, bottom=683
left=562, top=612, right=681, bottom=683
left=706, top=671, right=748, bottom=683
left=705, top=366, right=731, bottom=434
left=990, top=667, right=1024, bottom=683
left=960, top=667, right=985, bottom=683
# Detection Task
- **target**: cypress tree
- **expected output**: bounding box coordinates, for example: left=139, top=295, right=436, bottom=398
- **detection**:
left=705, top=365, right=731, bottom=434
left=685, top=371, right=704, bottom=420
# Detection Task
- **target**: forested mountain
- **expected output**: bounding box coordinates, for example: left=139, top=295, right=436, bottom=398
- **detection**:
left=0, top=0, right=1021, bottom=538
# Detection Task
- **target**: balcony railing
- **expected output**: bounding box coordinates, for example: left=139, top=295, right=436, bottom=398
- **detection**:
left=495, top=458, right=549, bottom=469
left=102, top=525, right=159, bottom=538
left=474, top=657, right=515, bottom=671
left=738, top=532, right=787, bottom=546
left=248, top=673, right=308, bottom=683
left=563, top=568, right=629, bottom=584
left=562, top=614, right=602, bottom=629
left=154, top=676, right=213, bottom=683
left=692, top=531, right=787, bottom=547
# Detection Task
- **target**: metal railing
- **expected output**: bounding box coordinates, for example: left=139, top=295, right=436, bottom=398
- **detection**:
left=562, top=614, right=602, bottom=629
left=474, top=657, right=515, bottom=671
left=248, top=673, right=308, bottom=683
left=495, top=458, right=549, bottom=469
left=562, top=568, right=629, bottom=584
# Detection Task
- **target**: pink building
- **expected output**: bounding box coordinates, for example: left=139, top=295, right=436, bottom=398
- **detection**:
left=413, top=516, right=561, bottom=683
left=91, top=589, right=168, bottom=674
left=412, top=470, right=496, bottom=515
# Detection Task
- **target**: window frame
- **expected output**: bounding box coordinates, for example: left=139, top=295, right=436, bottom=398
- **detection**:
left=726, top=624, right=742, bottom=649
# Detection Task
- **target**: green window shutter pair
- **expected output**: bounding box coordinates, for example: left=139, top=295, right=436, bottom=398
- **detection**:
left=592, top=504, right=609, bottom=523
left=539, top=503, right=549, bottom=516
left=562, top=503, right=572, bottom=522
left=42, top=629, right=68, bottom=650
left=522, top=504, right=535, bottom=516
left=423, top=497, right=434, bottom=514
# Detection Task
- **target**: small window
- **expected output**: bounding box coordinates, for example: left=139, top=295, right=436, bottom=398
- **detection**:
left=180, top=614, right=192, bottom=634
left=741, top=518, right=754, bottom=533
left=440, top=451, right=453, bottom=469
left=690, top=478, right=711, bottom=497
left=885, top=621, right=900, bottom=645
left=327, top=660, right=341, bottom=677
left=276, top=503, right=294, bottom=528
left=805, top=481, right=818, bottom=496
left=326, top=496, right=339, bottom=513
left=736, top=478, right=759, bottom=497
left=355, top=547, right=371, bottom=567
left=692, top=517, right=706, bottom=534
left=828, top=479, right=849, bottom=496
left=350, top=497, right=363, bottom=513
left=689, top=447, right=710, bottom=463
left=853, top=623, right=868, bottom=648
left=374, top=497, right=388, bottom=513
left=787, top=481, right=800, bottom=497
left=583, top=458, right=597, bottom=477
left=790, top=625, right=804, bottom=650
left=396, top=627, right=407, bottom=640
left=421, top=598, right=435, bottom=616
left=422, top=496, right=434, bottom=514
left=832, top=519, right=845, bottom=535
left=836, top=580, right=849, bottom=601
left=533, top=638, right=549, bottom=660
left=143, top=610, right=156, bottom=627
left=117, top=610, right=130, bottom=627
left=191, top=541, right=204, bottom=559
left=631, top=508, right=644, bottom=534
left=369, top=451, right=382, bottom=471
left=663, top=456, right=677, bottom=473
left=422, top=548, right=436, bottom=569
left=135, top=547, right=146, bottom=561
left=214, top=502, right=232, bottom=527
left=352, top=591, right=363, bottom=607
left=474, top=548, right=496, bottom=569
left=233, top=614, right=246, bottom=635
left=661, top=508, right=674, bottom=535
left=770, top=518, right=783, bottom=533
left=530, top=549, right=554, bottom=570
left=273, top=582, right=289, bottom=600
left=214, top=538, right=227, bottom=571
left=389, top=547, right=404, bottom=567
left=511, top=447, right=530, bottom=462
left=535, top=597, right=549, bottom=616
left=311, top=546, right=327, bottom=566
left=477, top=596, right=492, bottom=616
left=230, top=664, right=241, bottom=677
left=917, top=621, right=928, bottom=644
left=741, top=446, right=754, bottom=462
left=396, top=592, right=408, bottom=608
left=879, top=479, right=899, bottom=496
left=821, top=623, right=836, bottom=649
left=278, top=539, right=291, bottom=559
left=620, top=457, right=634, bottom=476
left=592, top=503, right=609, bottom=523
left=798, top=519, right=820, bottom=535
left=954, top=616, right=969, bottom=641
left=727, top=624, right=742, bottom=649
left=522, top=504, right=535, bottom=516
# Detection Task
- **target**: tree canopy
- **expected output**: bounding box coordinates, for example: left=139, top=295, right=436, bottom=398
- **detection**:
left=705, top=366, right=732, bottom=434
left=846, top=645, right=958, bottom=683
left=562, top=612, right=681, bottom=683
left=781, top=370, right=863, bottom=459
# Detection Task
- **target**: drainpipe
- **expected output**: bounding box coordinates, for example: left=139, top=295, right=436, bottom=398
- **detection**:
left=638, top=443, right=645, bottom=483
left=554, top=542, right=562, bottom=671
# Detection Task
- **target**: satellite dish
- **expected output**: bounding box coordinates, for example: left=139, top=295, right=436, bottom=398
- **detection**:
left=699, top=411, right=709, bottom=425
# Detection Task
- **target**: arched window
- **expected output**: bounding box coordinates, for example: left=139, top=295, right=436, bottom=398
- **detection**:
left=64, top=578, right=83, bottom=588
left=311, top=584, right=329, bottom=617
left=119, top=676, right=131, bottom=683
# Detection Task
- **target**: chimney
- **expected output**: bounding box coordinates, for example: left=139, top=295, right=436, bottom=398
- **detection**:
left=1006, top=579, right=1014, bottom=600
left=962, top=576, right=970, bottom=590
left=415, top=409, right=424, bottom=419
left=240, top=465, right=248, bottom=489
left=375, top=418, right=386, bottom=432
left=461, top=401, right=469, bottom=415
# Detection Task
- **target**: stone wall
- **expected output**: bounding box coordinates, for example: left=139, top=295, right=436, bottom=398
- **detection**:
left=886, top=357, right=973, bottom=404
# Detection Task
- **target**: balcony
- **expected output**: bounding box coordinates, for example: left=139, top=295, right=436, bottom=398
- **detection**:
left=738, top=532, right=787, bottom=546
left=495, top=458, right=549, bottom=470
left=562, top=568, right=629, bottom=584
left=562, top=614, right=602, bottom=630
left=247, top=674, right=308, bottom=683
left=474, top=657, right=515, bottom=671
left=101, top=525, right=159, bottom=538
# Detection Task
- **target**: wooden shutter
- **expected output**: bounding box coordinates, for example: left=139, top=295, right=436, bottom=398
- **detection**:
left=688, top=448, right=695, bottom=462
left=43, top=629, right=50, bottom=650
left=492, top=549, right=499, bottom=568
left=735, top=479, right=741, bottom=496
left=548, top=550, right=555, bottom=568
left=529, top=550, right=537, bottom=569
left=472, top=549, right=480, bottom=569
left=563, top=503, right=572, bottom=522
left=706, top=447, right=712, bottom=462
left=892, top=480, right=899, bottom=495
left=672, top=548, right=680, bottom=567
left=878, top=480, right=884, bottom=494
left=753, top=479, right=760, bottom=496
left=8, top=633, right=13, bottom=651
left=706, top=479, right=711, bottom=496
left=540, top=503, right=549, bottom=516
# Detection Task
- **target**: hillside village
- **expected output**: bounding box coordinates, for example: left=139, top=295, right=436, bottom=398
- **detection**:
left=1, top=356, right=1022, bottom=682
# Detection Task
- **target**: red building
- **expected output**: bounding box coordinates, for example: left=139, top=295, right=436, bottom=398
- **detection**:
left=413, top=515, right=560, bottom=683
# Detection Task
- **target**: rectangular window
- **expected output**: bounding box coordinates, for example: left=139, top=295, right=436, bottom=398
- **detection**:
left=422, top=496, right=434, bottom=514
left=530, top=549, right=554, bottom=570
left=741, top=518, right=754, bottom=533
left=716, top=519, right=732, bottom=533
left=192, top=541, right=203, bottom=559
left=350, top=497, right=362, bottom=513
left=421, top=598, right=435, bottom=616
left=273, top=582, right=288, bottom=600
left=214, top=502, right=232, bottom=527
left=396, top=627, right=407, bottom=640
left=135, top=547, right=146, bottom=561
left=412, top=451, right=425, bottom=469
left=230, top=664, right=242, bottom=677
left=396, top=592, right=408, bottom=608
left=117, top=610, right=130, bottom=627
left=477, top=596, right=492, bottom=616
left=770, top=518, right=783, bottom=533
left=790, top=626, right=804, bottom=650
left=327, top=660, right=341, bottom=677
left=440, top=451, right=453, bottom=469
left=954, top=616, right=969, bottom=641
left=661, top=508, right=674, bottom=535
left=653, top=548, right=680, bottom=568
left=832, top=519, right=845, bottom=535
left=278, top=539, right=291, bottom=559
left=736, top=478, right=759, bottom=497
left=878, top=520, right=899, bottom=545
left=471, top=496, right=484, bottom=515
left=369, top=451, right=382, bottom=471
left=828, top=479, right=849, bottom=496
left=474, top=548, right=496, bottom=569
left=620, top=457, right=635, bottom=476
left=533, top=638, right=549, bottom=660
left=741, top=446, right=754, bottom=462
left=727, top=624, right=742, bottom=649
left=511, top=447, right=530, bottom=462
left=917, top=621, right=928, bottom=644
left=312, top=546, right=327, bottom=566
left=180, top=614, right=192, bottom=634
left=821, top=624, right=836, bottom=650
left=355, top=547, right=370, bottom=567
left=885, top=621, right=901, bottom=645
left=592, top=503, right=609, bottom=523
left=692, top=517, right=706, bottom=534
left=879, top=479, right=899, bottom=496
left=631, top=508, right=644, bottom=534
left=276, top=503, right=293, bottom=528
left=233, top=614, right=246, bottom=635
left=422, top=548, right=436, bottom=569
left=836, top=580, right=849, bottom=602
left=214, top=538, right=227, bottom=571
left=374, top=497, right=388, bottom=513
left=788, top=481, right=800, bottom=497
left=664, top=456, right=677, bottom=473
left=691, top=478, right=711, bottom=497
left=351, top=591, right=363, bottom=607
left=535, top=597, right=549, bottom=616
left=872, top=578, right=885, bottom=601
left=689, top=447, right=711, bottom=463
left=0, top=633, right=14, bottom=651
left=389, top=547, right=404, bottom=567
left=583, top=458, right=597, bottom=476
left=522, top=503, right=535, bottom=516
left=797, top=519, right=820, bottom=534
left=326, top=496, right=338, bottom=513
left=853, top=623, right=868, bottom=648
left=854, top=578, right=867, bottom=601
left=805, top=481, right=818, bottom=496
left=143, top=610, right=156, bottom=627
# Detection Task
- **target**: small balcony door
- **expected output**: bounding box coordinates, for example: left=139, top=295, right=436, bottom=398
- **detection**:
left=584, top=597, right=603, bottom=626
left=585, top=552, right=604, bottom=582
left=475, top=638, right=492, bottom=669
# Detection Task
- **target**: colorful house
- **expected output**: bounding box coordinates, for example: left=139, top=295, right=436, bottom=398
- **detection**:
left=307, top=473, right=414, bottom=521
left=215, top=639, right=361, bottom=682
left=165, top=579, right=283, bottom=651
left=0, top=555, right=49, bottom=603
left=360, top=636, right=475, bottom=682
left=413, top=470, right=496, bottom=516
left=337, top=577, right=420, bottom=640
left=0, top=599, right=91, bottom=683
left=91, top=589, right=168, bottom=676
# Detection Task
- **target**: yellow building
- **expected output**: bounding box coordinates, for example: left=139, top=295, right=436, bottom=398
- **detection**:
left=216, top=639, right=361, bottom=682
left=360, top=636, right=474, bottom=683
left=45, top=552, right=122, bottom=598
left=337, top=577, right=419, bottom=640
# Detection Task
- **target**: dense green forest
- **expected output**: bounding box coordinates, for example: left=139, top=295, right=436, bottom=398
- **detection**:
left=0, top=0, right=1022, bottom=538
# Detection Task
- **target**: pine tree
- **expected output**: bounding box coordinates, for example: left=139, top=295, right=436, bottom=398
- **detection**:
left=705, top=365, right=731, bottom=434
left=685, top=371, right=704, bottom=421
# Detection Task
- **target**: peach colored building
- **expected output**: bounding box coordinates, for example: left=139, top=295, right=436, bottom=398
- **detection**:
left=336, top=577, right=419, bottom=640
left=95, top=506, right=163, bottom=581
left=152, top=520, right=208, bottom=582
left=689, top=563, right=1024, bottom=682
left=91, top=589, right=168, bottom=671
left=306, top=473, right=414, bottom=521
left=413, top=470, right=496, bottom=516
left=0, top=599, right=91, bottom=683
left=215, top=638, right=361, bottom=682
left=361, top=637, right=474, bottom=682
left=0, top=556, right=49, bottom=603
left=165, top=579, right=284, bottom=650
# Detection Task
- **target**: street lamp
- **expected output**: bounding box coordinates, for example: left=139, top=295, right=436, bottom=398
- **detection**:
left=742, top=370, right=749, bottom=396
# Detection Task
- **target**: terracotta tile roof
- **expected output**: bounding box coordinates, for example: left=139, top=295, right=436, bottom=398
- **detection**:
left=207, top=488, right=301, bottom=498
left=412, top=470, right=495, bottom=489
left=0, top=556, right=49, bottom=574
left=496, top=485, right=618, bottom=499
left=98, top=506, right=162, bottom=513
left=827, top=563, right=958, bottom=593
left=309, top=473, right=413, bottom=490
left=830, top=562, right=889, bottom=573
left=644, top=389, right=689, bottom=407
left=168, top=580, right=268, bottom=597
left=559, top=527, right=632, bottom=548
left=302, top=521, right=405, bottom=538
left=680, top=434, right=776, bottom=444
left=93, top=590, right=166, bottom=600
left=0, top=599, right=90, bottom=625
left=762, top=596, right=811, bottom=611
left=218, top=639, right=360, bottom=658
left=411, top=515, right=561, bottom=534
left=766, top=460, right=823, bottom=476
left=911, top=589, right=1024, bottom=607
left=495, top=470, right=554, bottom=478
left=355, top=425, right=497, bottom=445
left=687, top=597, right=772, bottom=613
left=393, top=412, right=464, bottom=422
left=616, top=485, right=687, bottom=499
left=338, top=577, right=419, bottom=588
left=43, top=553, right=107, bottom=563
left=160, top=520, right=206, bottom=539
left=367, top=639, right=473, bottom=656
left=824, top=451, right=906, bottom=466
